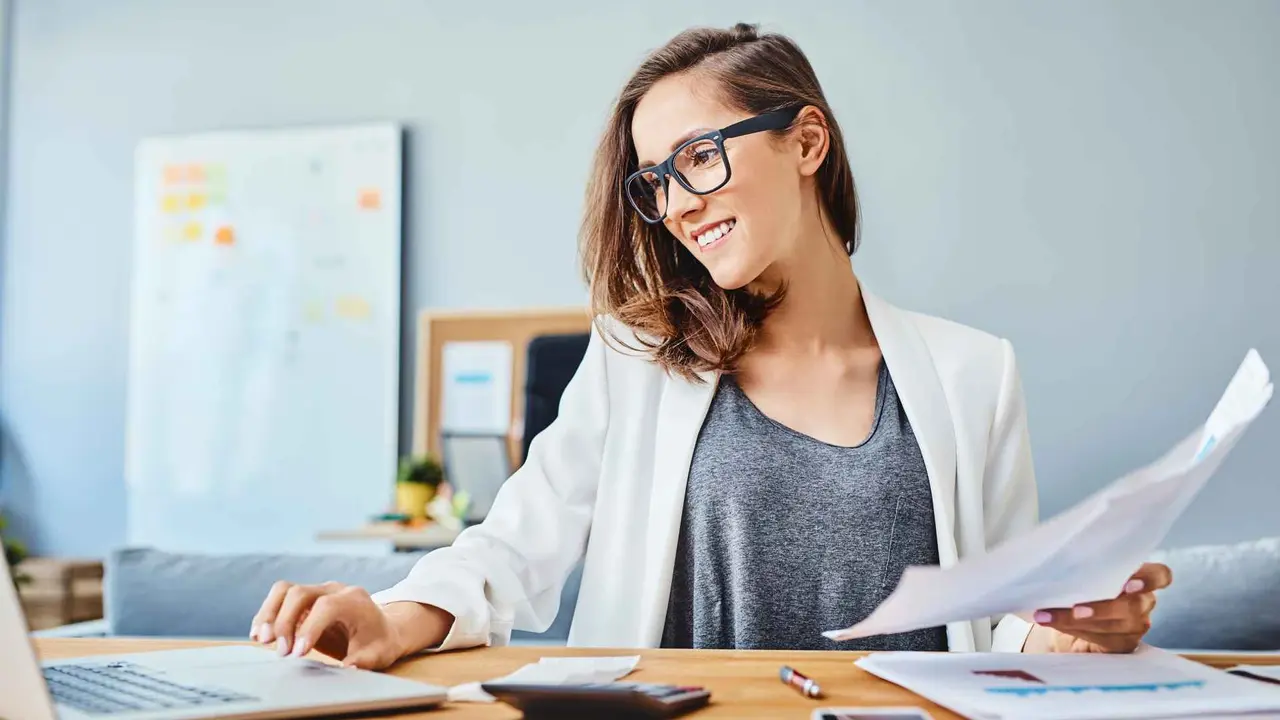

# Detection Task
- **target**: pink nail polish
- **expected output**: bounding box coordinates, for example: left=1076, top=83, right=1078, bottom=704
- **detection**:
left=276, top=637, right=289, bottom=656
left=1125, top=579, right=1145, bottom=593
left=1034, top=611, right=1052, bottom=623
left=1073, top=606, right=1094, bottom=619
left=291, top=638, right=308, bottom=657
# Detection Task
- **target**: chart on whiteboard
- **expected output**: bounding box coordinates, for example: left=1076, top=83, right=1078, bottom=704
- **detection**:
left=126, top=124, right=402, bottom=553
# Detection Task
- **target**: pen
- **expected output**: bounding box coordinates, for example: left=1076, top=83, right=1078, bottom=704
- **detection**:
left=779, top=665, right=823, bottom=698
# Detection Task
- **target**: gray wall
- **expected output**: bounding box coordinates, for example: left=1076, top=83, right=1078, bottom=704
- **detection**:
left=2, top=0, right=1277, bottom=556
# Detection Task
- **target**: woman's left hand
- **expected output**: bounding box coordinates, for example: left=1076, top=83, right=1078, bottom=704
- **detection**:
left=1027, top=563, right=1173, bottom=653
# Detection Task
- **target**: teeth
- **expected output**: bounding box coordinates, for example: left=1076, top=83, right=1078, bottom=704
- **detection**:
left=696, top=219, right=735, bottom=247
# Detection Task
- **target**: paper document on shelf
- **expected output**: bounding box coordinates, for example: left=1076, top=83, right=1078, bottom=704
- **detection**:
left=448, top=655, right=640, bottom=703
left=441, top=341, right=514, bottom=434
left=826, top=349, right=1273, bottom=643
left=856, top=645, right=1280, bottom=720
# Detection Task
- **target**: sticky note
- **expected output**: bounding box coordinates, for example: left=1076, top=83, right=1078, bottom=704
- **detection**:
left=161, top=195, right=183, bottom=214
left=358, top=188, right=381, bottom=210
left=182, top=222, right=203, bottom=242
left=335, top=295, right=371, bottom=319
left=214, top=226, right=235, bottom=246
left=187, top=193, right=207, bottom=211
left=163, top=165, right=184, bottom=185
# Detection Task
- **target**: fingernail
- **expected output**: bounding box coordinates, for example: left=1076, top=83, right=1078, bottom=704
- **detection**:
left=276, top=637, right=289, bottom=657
left=259, top=623, right=274, bottom=643
left=1072, top=605, right=1094, bottom=619
left=1034, top=611, right=1052, bottom=623
left=249, top=625, right=258, bottom=641
left=291, top=637, right=309, bottom=657
left=1125, top=579, right=1145, bottom=594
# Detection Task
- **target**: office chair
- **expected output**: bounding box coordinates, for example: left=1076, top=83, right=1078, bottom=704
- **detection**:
left=520, top=333, right=591, bottom=465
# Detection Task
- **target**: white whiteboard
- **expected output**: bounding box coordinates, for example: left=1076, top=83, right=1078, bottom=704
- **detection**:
left=125, top=123, right=402, bottom=554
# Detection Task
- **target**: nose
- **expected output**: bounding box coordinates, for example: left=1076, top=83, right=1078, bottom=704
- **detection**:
left=664, top=176, right=705, bottom=223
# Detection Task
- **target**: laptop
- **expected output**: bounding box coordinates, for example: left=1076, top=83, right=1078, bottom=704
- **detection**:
left=0, top=556, right=447, bottom=720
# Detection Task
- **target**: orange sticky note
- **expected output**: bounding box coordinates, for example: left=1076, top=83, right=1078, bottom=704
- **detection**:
left=163, top=165, right=184, bottom=185
left=182, top=222, right=203, bottom=242
left=358, top=188, right=381, bottom=210
left=187, top=164, right=206, bottom=183
left=161, top=195, right=183, bottom=214
left=214, top=226, right=235, bottom=246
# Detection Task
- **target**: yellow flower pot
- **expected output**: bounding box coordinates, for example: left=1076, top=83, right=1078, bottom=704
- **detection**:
left=395, top=483, right=435, bottom=520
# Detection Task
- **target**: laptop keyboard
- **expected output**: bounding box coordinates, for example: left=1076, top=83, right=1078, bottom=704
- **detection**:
left=43, top=661, right=258, bottom=716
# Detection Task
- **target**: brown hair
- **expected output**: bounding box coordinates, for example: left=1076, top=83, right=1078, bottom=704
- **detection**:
left=580, top=22, right=860, bottom=381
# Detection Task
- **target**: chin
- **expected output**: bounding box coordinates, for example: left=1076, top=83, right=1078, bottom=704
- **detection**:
left=706, top=264, right=762, bottom=291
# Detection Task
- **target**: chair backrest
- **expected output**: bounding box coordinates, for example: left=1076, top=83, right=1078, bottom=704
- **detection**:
left=1144, top=536, right=1280, bottom=651
left=520, top=333, right=590, bottom=465
left=104, top=547, right=581, bottom=644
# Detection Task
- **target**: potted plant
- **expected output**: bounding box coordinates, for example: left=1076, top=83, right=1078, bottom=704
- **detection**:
left=395, top=454, right=444, bottom=521
left=1, top=510, right=30, bottom=586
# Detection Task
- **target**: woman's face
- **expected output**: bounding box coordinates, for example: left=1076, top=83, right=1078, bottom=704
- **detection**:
left=631, top=74, right=810, bottom=291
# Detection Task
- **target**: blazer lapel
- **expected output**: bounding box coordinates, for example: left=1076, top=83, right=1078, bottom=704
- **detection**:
left=638, top=369, right=718, bottom=645
left=862, top=286, right=960, bottom=568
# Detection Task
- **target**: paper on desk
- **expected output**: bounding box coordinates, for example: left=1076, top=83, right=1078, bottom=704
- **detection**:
left=1230, top=666, right=1280, bottom=685
left=856, top=645, right=1280, bottom=720
left=447, top=655, right=640, bottom=703
left=825, top=349, right=1273, bottom=642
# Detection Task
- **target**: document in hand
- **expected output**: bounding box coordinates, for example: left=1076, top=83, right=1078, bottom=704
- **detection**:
left=825, top=349, right=1273, bottom=642
left=855, top=646, right=1280, bottom=720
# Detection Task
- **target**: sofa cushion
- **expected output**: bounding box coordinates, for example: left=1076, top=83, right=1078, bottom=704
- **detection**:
left=1144, top=536, right=1280, bottom=651
left=106, top=548, right=580, bottom=643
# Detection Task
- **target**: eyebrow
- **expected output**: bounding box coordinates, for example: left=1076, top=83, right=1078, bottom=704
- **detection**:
left=637, top=126, right=714, bottom=168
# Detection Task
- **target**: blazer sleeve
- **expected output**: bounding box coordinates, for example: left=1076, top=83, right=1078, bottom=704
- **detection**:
left=985, top=338, right=1040, bottom=652
left=371, top=321, right=610, bottom=651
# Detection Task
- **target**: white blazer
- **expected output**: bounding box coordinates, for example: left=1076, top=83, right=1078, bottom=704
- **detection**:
left=373, top=286, right=1038, bottom=653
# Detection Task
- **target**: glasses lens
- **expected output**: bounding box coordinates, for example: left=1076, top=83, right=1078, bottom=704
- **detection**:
left=626, top=169, right=666, bottom=222
left=673, top=139, right=727, bottom=193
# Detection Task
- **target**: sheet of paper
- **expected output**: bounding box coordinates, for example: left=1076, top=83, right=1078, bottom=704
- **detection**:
left=1230, top=665, right=1280, bottom=686
left=856, top=646, right=1280, bottom=720
left=441, top=341, right=514, bottom=434
left=448, top=655, right=640, bottom=703
left=826, top=350, right=1273, bottom=643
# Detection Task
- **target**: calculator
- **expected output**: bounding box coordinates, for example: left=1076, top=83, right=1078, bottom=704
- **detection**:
left=479, top=681, right=711, bottom=719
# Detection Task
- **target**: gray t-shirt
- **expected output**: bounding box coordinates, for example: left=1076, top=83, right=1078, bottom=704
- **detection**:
left=661, top=361, right=948, bottom=651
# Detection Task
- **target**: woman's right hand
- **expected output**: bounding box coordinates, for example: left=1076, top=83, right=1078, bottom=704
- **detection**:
left=249, top=581, right=453, bottom=670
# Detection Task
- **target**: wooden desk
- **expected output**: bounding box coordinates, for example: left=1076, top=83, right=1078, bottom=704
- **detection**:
left=34, top=639, right=1280, bottom=719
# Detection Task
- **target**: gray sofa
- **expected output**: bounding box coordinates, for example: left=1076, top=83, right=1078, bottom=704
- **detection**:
left=44, top=547, right=580, bottom=645
left=38, top=536, right=1280, bottom=651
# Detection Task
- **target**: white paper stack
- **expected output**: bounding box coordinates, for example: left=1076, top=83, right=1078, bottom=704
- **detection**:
left=856, top=646, right=1280, bottom=720
left=825, top=350, right=1273, bottom=642
left=447, top=655, right=640, bottom=703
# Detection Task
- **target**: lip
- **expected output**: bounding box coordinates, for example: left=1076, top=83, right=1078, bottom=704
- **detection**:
left=688, top=218, right=737, bottom=252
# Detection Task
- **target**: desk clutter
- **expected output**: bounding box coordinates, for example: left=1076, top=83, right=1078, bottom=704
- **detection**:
left=16, top=557, right=103, bottom=631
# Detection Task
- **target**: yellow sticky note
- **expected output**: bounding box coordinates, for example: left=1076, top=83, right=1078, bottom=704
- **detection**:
left=161, top=195, right=183, bottom=214
left=182, top=222, right=203, bottom=242
left=335, top=295, right=371, bottom=320
left=187, top=193, right=207, bottom=211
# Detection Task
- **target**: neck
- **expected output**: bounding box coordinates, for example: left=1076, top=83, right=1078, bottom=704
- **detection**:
left=751, top=226, right=873, bottom=355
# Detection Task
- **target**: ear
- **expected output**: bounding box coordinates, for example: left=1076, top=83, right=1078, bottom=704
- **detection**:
left=793, top=106, right=830, bottom=178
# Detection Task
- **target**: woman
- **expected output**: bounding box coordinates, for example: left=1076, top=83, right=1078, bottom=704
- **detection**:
left=252, top=23, right=1170, bottom=668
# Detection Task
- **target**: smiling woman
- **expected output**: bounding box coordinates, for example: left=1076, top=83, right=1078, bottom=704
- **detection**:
left=250, top=22, right=1172, bottom=668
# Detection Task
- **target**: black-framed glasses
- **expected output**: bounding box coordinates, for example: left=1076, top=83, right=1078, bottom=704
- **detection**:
left=624, top=106, right=804, bottom=224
